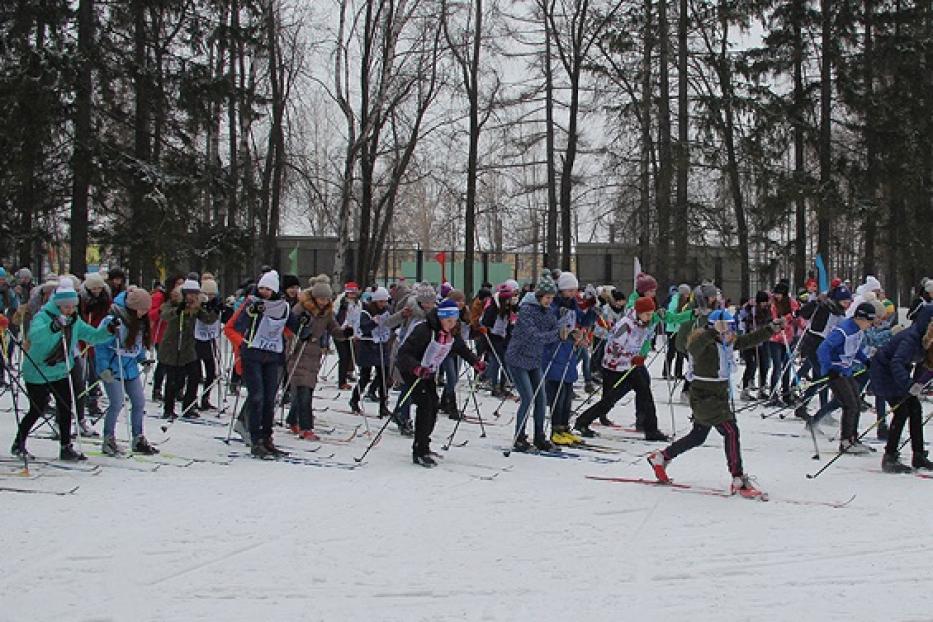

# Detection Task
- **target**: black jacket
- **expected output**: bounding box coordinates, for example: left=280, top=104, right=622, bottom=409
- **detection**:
left=396, top=309, right=478, bottom=383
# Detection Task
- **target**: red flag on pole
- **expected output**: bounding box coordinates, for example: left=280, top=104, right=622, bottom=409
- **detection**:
left=435, top=252, right=446, bottom=282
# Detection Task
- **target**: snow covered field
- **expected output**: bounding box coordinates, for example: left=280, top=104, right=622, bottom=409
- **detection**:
left=1, top=353, right=932, bottom=622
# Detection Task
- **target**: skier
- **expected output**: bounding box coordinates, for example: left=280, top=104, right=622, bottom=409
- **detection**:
left=872, top=304, right=933, bottom=472
left=95, top=286, right=159, bottom=456
left=438, top=288, right=469, bottom=419
left=10, top=282, right=115, bottom=461
left=663, top=284, right=692, bottom=380
left=285, top=280, right=349, bottom=441
left=0, top=267, right=19, bottom=388
left=592, top=287, right=626, bottom=378
left=793, top=285, right=852, bottom=418
left=812, top=302, right=878, bottom=454
left=505, top=274, right=560, bottom=452
left=766, top=281, right=801, bottom=406
left=674, top=281, right=720, bottom=403
left=148, top=275, right=184, bottom=401
left=574, top=296, right=669, bottom=441
left=334, top=281, right=361, bottom=390
left=737, top=292, right=772, bottom=400
left=194, top=275, right=223, bottom=411
left=648, top=309, right=784, bottom=498
left=78, top=271, right=112, bottom=425
left=105, top=266, right=126, bottom=299
left=384, top=282, right=436, bottom=427
left=479, top=282, right=517, bottom=398
left=159, top=278, right=218, bottom=420
left=396, top=298, right=485, bottom=466
left=349, top=286, right=392, bottom=417
left=906, top=278, right=932, bottom=321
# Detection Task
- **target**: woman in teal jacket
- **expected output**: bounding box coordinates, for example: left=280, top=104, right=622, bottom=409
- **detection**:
left=11, top=283, right=115, bottom=461
left=95, top=287, right=159, bottom=456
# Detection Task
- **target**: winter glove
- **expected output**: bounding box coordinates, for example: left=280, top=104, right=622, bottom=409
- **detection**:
left=139, top=358, right=155, bottom=368
left=99, top=369, right=114, bottom=383
left=584, top=284, right=598, bottom=300
left=413, top=365, right=434, bottom=379
left=909, top=382, right=925, bottom=397
left=769, top=317, right=786, bottom=332
left=473, top=360, right=487, bottom=375
left=343, top=326, right=354, bottom=338
left=106, top=315, right=121, bottom=334
left=248, top=300, right=265, bottom=316
left=632, top=355, right=646, bottom=367
left=477, top=326, right=488, bottom=335
left=50, top=314, right=71, bottom=333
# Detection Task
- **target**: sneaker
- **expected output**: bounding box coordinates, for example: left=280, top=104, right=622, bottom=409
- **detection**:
left=533, top=437, right=557, bottom=452
left=573, top=425, right=596, bottom=438
left=298, top=429, right=320, bottom=442
left=251, top=442, right=274, bottom=460
left=101, top=435, right=124, bottom=457
left=413, top=453, right=437, bottom=467
left=233, top=418, right=252, bottom=447
left=647, top=451, right=671, bottom=483
left=644, top=430, right=670, bottom=442
left=731, top=474, right=767, bottom=500
left=10, top=441, right=35, bottom=460
left=289, top=423, right=300, bottom=435
left=911, top=451, right=933, bottom=471
left=839, top=439, right=872, bottom=455
left=512, top=435, right=532, bottom=452
left=78, top=419, right=99, bottom=438
left=59, top=444, right=87, bottom=462
left=262, top=437, right=287, bottom=457
left=882, top=452, right=912, bottom=474
left=133, top=435, right=159, bottom=455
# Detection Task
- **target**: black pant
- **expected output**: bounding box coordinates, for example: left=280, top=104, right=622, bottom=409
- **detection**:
left=663, top=334, right=685, bottom=378
left=827, top=374, right=861, bottom=441
left=797, top=334, right=828, bottom=407
left=336, top=339, right=354, bottom=385
left=16, top=378, right=74, bottom=448
left=352, top=365, right=387, bottom=406
left=741, top=344, right=769, bottom=389
left=576, top=366, right=659, bottom=434
left=152, top=344, right=166, bottom=394
left=411, top=378, right=438, bottom=456
left=664, top=419, right=743, bottom=477
left=164, top=361, right=200, bottom=417
left=885, top=395, right=924, bottom=455
left=195, top=340, right=217, bottom=393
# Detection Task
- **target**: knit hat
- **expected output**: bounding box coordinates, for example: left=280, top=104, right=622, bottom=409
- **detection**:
left=257, top=270, right=280, bottom=292
left=854, top=302, right=877, bottom=321
left=439, top=281, right=452, bottom=298
left=181, top=279, right=201, bottom=295
left=755, top=291, right=770, bottom=304
left=344, top=281, right=360, bottom=293
left=201, top=278, right=219, bottom=297
left=635, top=272, right=657, bottom=295
left=447, top=289, right=466, bottom=303
left=505, top=279, right=520, bottom=293
left=83, top=272, right=107, bottom=291
left=871, top=299, right=887, bottom=319
left=882, top=298, right=896, bottom=316
left=557, top=272, right=579, bottom=291
left=700, top=281, right=719, bottom=299
left=863, top=275, right=882, bottom=293
left=53, top=282, right=79, bottom=305
left=0, top=267, right=6, bottom=279
left=611, top=289, right=626, bottom=302
left=436, top=298, right=459, bottom=319
left=15, top=267, right=32, bottom=282
left=536, top=272, right=558, bottom=297
left=678, top=283, right=691, bottom=297
left=830, top=277, right=842, bottom=289
left=310, top=280, right=333, bottom=299
left=925, top=278, right=933, bottom=295
left=495, top=283, right=514, bottom=298
left=413, top=282, right=437, bottom=304
left=371, top=287, right=389, bottom=302
left=831, top=286, right=852, bottom=302
left=634, top=296, right=655, bottom=314
left=772, top=281, right=789, bottom=296
left=125, top=286, right=152, bottom=313
left=282, top=273, right=301, bottom=291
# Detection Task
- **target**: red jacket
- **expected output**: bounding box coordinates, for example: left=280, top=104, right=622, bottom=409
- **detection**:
left=149, top=290, right=167, bottom=345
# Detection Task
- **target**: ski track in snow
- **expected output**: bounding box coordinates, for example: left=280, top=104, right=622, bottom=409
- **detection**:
left=1, top=354, right=933, bottom=621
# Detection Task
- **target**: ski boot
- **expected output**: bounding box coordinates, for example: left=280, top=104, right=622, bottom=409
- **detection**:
left=533, top=436, right=557, bottom=452
left=584, top=381, right=598, bottom=394
left=152, top=388, right=163, bottom=402
left=298, top=429, right=320, bottom=442
left=731, top=474, right=767, bottom=500
left=882, top=452, right=912, bottom=474
left=289, top=423, right=301, bottom=435
left=133, top=435, right=159, bottom=455
left=60, top=444, right=87, bottom=462
left=413, top=452, right=437, bottom=468
left=101, top=435, right=124, bottom=457
left=740, top=387, right=753, bottom=401
left=251, top=442, right=275, bottom=460
left=644, top=429, right=670, bottom=442
left=550, top=427, right=576, bottom=446
left=512, top=434, right=532, bottom=453
left=647, top=451, right=671, bottom=483
left=839, top=438, right=872, bottom=455
left=78, top=418, right=99, bottom=438
left=573, top=423, right=596, bottom=438
left=794, top=404, right=809, bottom=420
left=10, top=441, right=35, bottom=461
left=349, top=398, right=363, bottom=415
left=598, top=416, right=615, bottom=427
left=912, top=450, right=933, bottom=471
left=262, top=437, right=286, bottom=458
left=199, top=396, right=216, bottom=411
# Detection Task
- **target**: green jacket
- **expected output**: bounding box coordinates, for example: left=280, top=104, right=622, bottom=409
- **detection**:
left=158, top=302, right=218, bottom=367
left=687, top=324, right=776, bottom=426
left=23, top=300, right=114, bottom=384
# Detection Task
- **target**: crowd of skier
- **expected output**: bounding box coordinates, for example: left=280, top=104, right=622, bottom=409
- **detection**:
left=0, top=261, right=931, bottom=498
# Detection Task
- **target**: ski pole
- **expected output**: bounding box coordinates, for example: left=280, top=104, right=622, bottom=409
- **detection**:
left=544, top=344, right=576, bottom=438
left=482, top=331, right=515, bottom=387
left=443, top=367, right=479, bottom=450
left=354, top=378, right=421, bottom=463
left=278, top=337, right=310, bottom=427
left=0, top=341, right=28, bottom=473
left=806, top=389, right=922, bottom=479
left=61, top=330, right=83, bottom=454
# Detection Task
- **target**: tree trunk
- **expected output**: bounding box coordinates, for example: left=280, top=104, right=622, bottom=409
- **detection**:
left=559, top=62, right=580, bottom=272
left=817, top=0, right=832, bottom=270
left=674, top=0, right=688, bottom=281
left=861, top=0, right=876, bottom=278
left=543, top=0, right=559, bottom=270
left=655, top=0, right=672, bottom=287
left=69, top=0, right=93, bottom=277
left=130, top=0, right=151, bottom=282
left=639, top=0, right=653, bottom=270
left=463, top=0, right=482, bottom=296
left=792, top=0, right=806, bottom=289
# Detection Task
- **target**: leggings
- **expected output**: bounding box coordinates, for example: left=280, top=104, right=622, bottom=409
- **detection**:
left=15, top=378, right=74, bottom=448
left=663, top=419, right=743, bottom=477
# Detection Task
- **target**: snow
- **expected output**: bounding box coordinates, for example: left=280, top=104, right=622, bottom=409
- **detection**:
left=2, top=352, right=932, bottom=622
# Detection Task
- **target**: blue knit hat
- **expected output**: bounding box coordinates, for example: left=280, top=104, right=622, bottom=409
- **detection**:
left=0, top=267, right=7, bottom=278
left=436, top=298, right=459, bottom=319
left=53, top=282, right=79, bottom=305
left=831, top=286, right=852, bottom=302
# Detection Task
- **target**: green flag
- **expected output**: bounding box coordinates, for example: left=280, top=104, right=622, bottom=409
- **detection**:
left=288, top=246, right=299, bottom=274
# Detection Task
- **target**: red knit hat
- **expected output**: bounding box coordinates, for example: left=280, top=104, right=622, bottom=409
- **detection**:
left=344, top=281, right=360, bottom=293
left=634, top=296, right=655, bottom=314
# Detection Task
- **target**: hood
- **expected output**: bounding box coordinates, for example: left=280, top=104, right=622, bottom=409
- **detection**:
left=911, top=303, right=933, bottom=339
left=298, top=288, right=333, bottom=317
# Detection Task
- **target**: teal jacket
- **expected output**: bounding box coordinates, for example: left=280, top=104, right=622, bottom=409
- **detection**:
left=23, top=300, right=114, bottom=384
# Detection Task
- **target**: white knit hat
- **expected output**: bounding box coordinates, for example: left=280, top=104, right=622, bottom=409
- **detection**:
left=864, top=275, right=882, bottom=293
left=557, top=272, right=579, bottom=291
left=83, top=272, right=107, bottom=290
left=181, top=279, right=201, bottom=294
left=257, top=270, right=280, bottom=292
left=371, top=286, right=389, bottom=302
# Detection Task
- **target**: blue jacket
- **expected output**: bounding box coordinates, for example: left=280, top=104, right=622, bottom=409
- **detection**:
left=870, top=304, right=932, bottom=399
left=505, top=300, right=559, bottom=371
left=817, top=317, right=869, bottom=376
left=94, top=291, right=148, bottom=381
left=541, top=296, right=595, bottom=383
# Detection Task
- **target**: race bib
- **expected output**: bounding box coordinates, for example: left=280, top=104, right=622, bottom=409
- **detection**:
left=460, top=322, right=470, bottom=342
left=249, top=299, right=289, bottom=353
left=491, top=315, right=509, bottom=338
left=558, top=307, right=576, bottom=332
left=420, top=335, right=453, bottom=372
left=195, top=319, right=221, bottom=341
left=344, top=304, right=361, bottom=334
left=372, top=312, right=391, bottom=343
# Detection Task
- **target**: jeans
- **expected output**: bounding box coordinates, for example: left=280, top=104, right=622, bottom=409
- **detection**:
left=545, top=380, right=573, bottom=429
left=510, top=365, right=546, bottom=440
left=102, top=374, right=146, bottom=438
left=243, top=359, right=283, bottom=443
left=441, top=354, right=459, bottom=399
left=287, top=385, right=314, bottom=430
left=767, top=341, right=790, bottom=397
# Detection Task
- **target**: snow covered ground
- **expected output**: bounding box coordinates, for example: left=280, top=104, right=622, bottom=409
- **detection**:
left=1, top=352, right=932, bottom=622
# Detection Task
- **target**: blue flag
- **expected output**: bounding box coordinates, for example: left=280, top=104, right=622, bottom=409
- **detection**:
left=815, top=254, right=828, bottom=293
